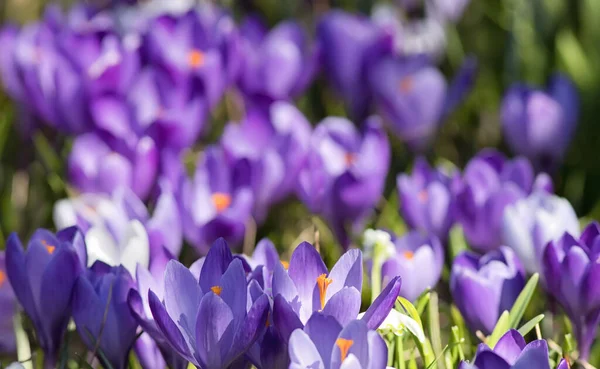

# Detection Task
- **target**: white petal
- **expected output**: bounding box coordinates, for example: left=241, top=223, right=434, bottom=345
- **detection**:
left=53, top=199, right=78, bottom=230
left=119, top=220, right=150, bottom=276
left=85, top=225, right=120, bottom=268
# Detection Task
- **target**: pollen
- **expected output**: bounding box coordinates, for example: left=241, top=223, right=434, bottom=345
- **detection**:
left=0, top=270, right=5, bottom=287
left=42, top=240, right=56, bottom=255
left=418, top=189, right=428, bottom=202
left=188, top=49, right=205, bottom=69
left=211, top=193, right=232, bottom=213
left=316, top=274, right=333, bottom=310
left=336, top=338, right=354, bottom=362
left=344, top=153, right=356, bottom=166
left=210, top=286, right=222, bottom=296
left=399, top=77, right=413, bottom=93
left=280, top=260, right=289, bottom=270
left=403, top=251, right=414, bottom=260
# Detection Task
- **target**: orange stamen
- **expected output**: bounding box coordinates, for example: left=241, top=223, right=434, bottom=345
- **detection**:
left=344, top=153, right=356, bottom=166
left=418, top=189, right=428, bottom=202
left=0, top=270, right=5, bottom=287
left=210, top=286, right=222, bottom=296
left=399, top=77, right=413, bottom=93
left=265, top=311, right=270, bottom=327
left=212, top=193, right=232, bottom=213
left=336, top=338, right=354, bottom=362
left=403, top=251, right=414, bottom=260
left=316, top=274, right=333, bottom=310
left=188, top=49, right=205, bottom=69
left=42, top=240, right=55, bottom=255
left=280, top=261, right=289, bottom=270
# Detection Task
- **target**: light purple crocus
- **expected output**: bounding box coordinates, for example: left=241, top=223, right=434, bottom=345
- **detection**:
left=501, top=74, right=579, bottom=171
left=288, top=315, right=388, bottom=369
left=72, top=263, right=138, bottom=369
left=68, top=133, right=159, bottom=200
left=450, top=246, right=525, bottom=335
left=380, top=231, right=444, bottom=302
left=179, top=146, right=254, bottom=254
left=455, top=149, right=552, bottom=252
left=241, top=238, right=281, bottom=293
left=0, top=252, right=17, bottom=354
left=397, top=158, right=460, bottom=241
left=317, top=10, right=393, bottom=120
left=542, top=222, right=600, bottom=360
left=221, top=102, right=312, bottom=221
left=459, top=329, right=552, bottom=369
left=369, top=55, right=477, bottom=151
left=148, top=238, right=270, bottom=369
left=5, top=228, right=87, bottom=368
left=238, top=17, right=318, bottom=101
left=297, top=116, right=390, bottom=248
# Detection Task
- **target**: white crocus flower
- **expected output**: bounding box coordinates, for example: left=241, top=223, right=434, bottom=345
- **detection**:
left=53, top=193, right=128, bottom=235
left=358, top=309, right=425, bottom=343
left=363, top=229, right=396, bottom=260
left=85, top=219, right=149, bottom=276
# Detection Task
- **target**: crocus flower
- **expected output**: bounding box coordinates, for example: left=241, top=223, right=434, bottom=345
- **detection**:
left=297, top=116, right=390, bottom=248
left=368, top=55, right=477, bottom=151
left=542, top=222, right=600, bottom=360
left=0, top=252, right=17, bottom=354
left=503, top=191, right=580, bottom=275
left=288, top=315, right=388, bottom=369
left=317, top=10, right=393, bottom=120
left=148, top=238, right=270, bottom=369
left=179, top=146, right=254, bottom=253
left=501, top=74, right=579, bottom=171
left=272, top=241, right=402, bottom=341
left=241, top=238, right=281, bottom=293
left=379, top=231, right=444, bottom=302
left=221, top=102, right=312, bottom=221
left=455, top=149, right=551, bottom=252
left=459, top=329, right=552, bottom=369
left=450, top=246, right=525, bottom=335
left=5, top=228, right=87, bottom=367
left=397, top=158, right=460, bottom=240
left=237, top=17, right=318, bottom=101
left=72, top=263, right=138, bottom=369
left=68, top=133, right=159, bottom=200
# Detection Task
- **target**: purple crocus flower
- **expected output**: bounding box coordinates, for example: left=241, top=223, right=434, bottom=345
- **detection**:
left=317, top=10, right=393, bottom=120
left=72, top=263, right=138, bottom=369
left=68, top=133, right=159, bottom=200
left=397, top=157, right=460, bottom=241
left=459, top=329, right=552, bottom=369
left=0, top=252, right=17, bottom=354
left=272, top=241, right=402, bottom=341
left=455, top=149, right=551, bottom=252
left=179, top=146, right=254, bottom=253
left=148, top=238, right=270, bottom=369
left=368, top=55, right=477, bottom=151
left=5, top=228, right=87, bottom=368
left=288, top=315, right=388, bottom=369
left=380, top=231, right=444, bottom=302
left=501, top=74, right=579, bottom=171
left=297, top=116, right=390, bottom=248
left=450, top=247, right=525, bottom=335
left=237, top=17, right=318, bottom=101
left=221, top=102, right=312, bottom=221
left=542, top=222, right=600, bottom=360
left=241, top=238, right=281, bottom=293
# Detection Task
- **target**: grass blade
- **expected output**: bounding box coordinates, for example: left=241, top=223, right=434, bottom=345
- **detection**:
left=517, top=314, right=545, bottom=336
left=508, top=273, right=539, bottom=329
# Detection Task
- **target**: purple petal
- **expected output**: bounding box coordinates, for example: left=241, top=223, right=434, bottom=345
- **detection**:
left=199, top=238, right=234, bottom=293
left=219, top=259, right=248, bottom=329
left=322, top=287, right=362, bottom=327
left=327, top=249, right=363, bottom=299
left=304, top=313, right=343, bottom=367
left=361, top=276, right=402, bottom=330
left=195, top=293, right=234, bottom=368
left=493, top=330, right=526, bottom=365
left=228, top=294, right=270, bottom=365
left=273, top=294, right=303, bottom=342
left=288, top=329, right=324, bottom=369
left=512, top=340, right=551, bottom=369
left=288, top=242, right=327, bottom=322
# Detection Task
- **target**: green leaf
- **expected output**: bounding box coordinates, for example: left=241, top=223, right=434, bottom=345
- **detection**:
left=397, top=296, right=424, bottom=329
left=449, top=225, right=468, bottom=260
left=427, top=292, right=446, bottom=369
left=416, top=290, right=431, bottom=316
left=487, top=310, right=510, bottom=348
left=508, top=273, right=539, bottom=329
left=517, top=314, right=545, bottom=336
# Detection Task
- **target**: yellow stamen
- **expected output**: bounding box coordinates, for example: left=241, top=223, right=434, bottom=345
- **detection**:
left=344, top=153, right=356, bottom=166
left=280, top=261, right=289, bottom=270
left=210, top=286, right=222, bottom=296
left=403, top=251, right=414, bottom=260
left=336, top=338, right=354, bottom=362
left=211, top=193, right=232, bottom=213
left=42, top=240, right=55, bottom=255
left=316, top=274, right=333, bottom=310
left=0, top=270, right=5, bottom=287
left=188, top=49, right=205, bottom=69
left=399, top=77, right=413, bottom=93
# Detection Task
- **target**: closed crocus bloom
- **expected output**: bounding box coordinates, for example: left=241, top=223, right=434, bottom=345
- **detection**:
left=317, top=11, right=393, bottom=120
left=459, top=329, right=552, bottom=369
left=501, top=74, right=579, bottom=171
left=503, top=191, right=579, bottom=275
left=397, top=158, right=460, bottom=240
left=450, top=247, right=525, bottom=335
left=72, top=263, right=138, bottom=369
left=369, top=55, right=477, bottom=151
left=297, top=117, right=390, bottom=248
left=148, top=239, right=270, bottom=369
left=5, top=228, right=87, bottom=368
left=456, top=149, right=550, bottom=252
left=68, top=133, right=159, bottom=200
left=238, top=17, right=318, bottom=100
left=179, top=146, right=254, bottom=253
left=221, top=102, right=312, bottom=221
left=288, top=315, right=388, bottom=369
left=0, top=252, right=17, bottom=354
left=380, top=231, right=444, bottom=302
left=542, top=222, right=600, bottom=360
left=241, top=238, right=281, bottom=293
